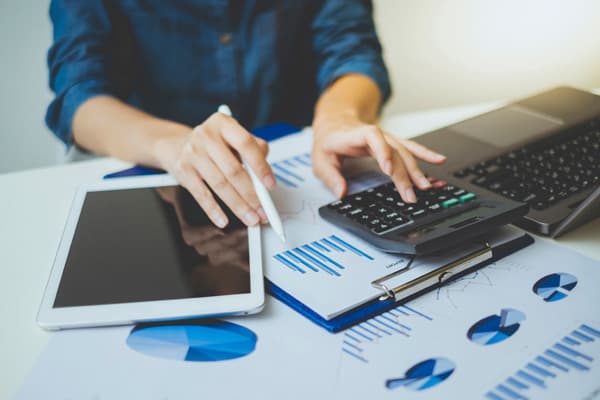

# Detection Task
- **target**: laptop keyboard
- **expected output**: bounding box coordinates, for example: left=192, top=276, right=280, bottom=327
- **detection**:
left=325, top=182, right=479, bottom=235
left=454, top=121, right=600, bottom=210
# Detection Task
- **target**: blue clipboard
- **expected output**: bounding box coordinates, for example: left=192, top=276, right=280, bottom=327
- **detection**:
left=266, top=233, right=533, bottom=333
left=103, top=123, right=534, bottom=334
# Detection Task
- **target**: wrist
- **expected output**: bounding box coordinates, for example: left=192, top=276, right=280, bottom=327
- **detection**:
left=148, top=122, right=191, bottom=171
left=313, top=107, right=363, bottom=138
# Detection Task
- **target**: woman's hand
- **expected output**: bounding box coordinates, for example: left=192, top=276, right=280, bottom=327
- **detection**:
left=155, top=112, right=275, bottom=228
left=312, top=112, right=446, bottom=203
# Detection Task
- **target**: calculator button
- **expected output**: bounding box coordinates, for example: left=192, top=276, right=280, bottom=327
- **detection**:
left=459, top=193, right=476, bottom=202
left=442, top=198, right=459, bottom=208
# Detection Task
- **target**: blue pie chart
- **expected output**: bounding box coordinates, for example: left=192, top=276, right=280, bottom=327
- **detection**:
left=467, top=308, right=526, bottom=346
left=127, top=320, right=257, bottom=362
left=386, top=358, right=456, bottom=391
left=533, top=272, right=578, bottom=302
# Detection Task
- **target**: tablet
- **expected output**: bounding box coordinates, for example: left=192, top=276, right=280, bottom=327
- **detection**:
left=37, top=175, right=264, bottom=330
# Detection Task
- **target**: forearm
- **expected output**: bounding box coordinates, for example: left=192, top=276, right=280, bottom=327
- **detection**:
left=72, top=95, right=190, bottom=169
left=313, top=74, right=382, bottom=131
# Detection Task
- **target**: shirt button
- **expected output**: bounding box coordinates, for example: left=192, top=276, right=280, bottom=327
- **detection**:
left=219, top=33, right=233, bottom=45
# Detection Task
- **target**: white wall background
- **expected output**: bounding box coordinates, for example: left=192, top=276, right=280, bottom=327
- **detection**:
left=1, top=0, right=599, bottom=173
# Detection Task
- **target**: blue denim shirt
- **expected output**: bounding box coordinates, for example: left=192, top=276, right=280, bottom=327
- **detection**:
left=46, top=0, right=390, bottom=145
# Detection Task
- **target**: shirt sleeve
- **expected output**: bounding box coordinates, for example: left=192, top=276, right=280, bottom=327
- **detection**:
left=46, top=0, right=129, bottom=146
left=311, top=0, right=391, bottom=105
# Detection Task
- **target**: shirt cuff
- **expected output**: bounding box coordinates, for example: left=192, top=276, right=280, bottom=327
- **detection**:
left=318, top=60, right=392, bottom=106
left=46, top=80, right=115, bottom=146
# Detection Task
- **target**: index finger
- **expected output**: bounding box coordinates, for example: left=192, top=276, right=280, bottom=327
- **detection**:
left=215, top=115, right=276, bottom=189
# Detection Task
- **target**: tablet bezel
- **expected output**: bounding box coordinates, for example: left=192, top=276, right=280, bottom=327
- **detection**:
left=37, top=174, right=264, bottom=330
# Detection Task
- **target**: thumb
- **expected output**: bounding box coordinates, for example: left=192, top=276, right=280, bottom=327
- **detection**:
left=313, top=153, right=347, bottom=198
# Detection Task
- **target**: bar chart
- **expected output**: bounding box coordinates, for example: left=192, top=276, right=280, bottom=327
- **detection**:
left=272, top=234, right=375, bottom=277
left=270, top=153, right=312, bottom=188
left=484, top=323, right=600, bottom=400
left=341, top=305, right=433, bottom=363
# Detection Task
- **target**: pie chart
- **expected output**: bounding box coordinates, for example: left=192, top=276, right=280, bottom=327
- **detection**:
left=127, top=320, right=257, bottom=362
left=467, top=308, right=526, bottom=346
left=533, top=272, right=578, bottom=302
left=386, top=358, right=456, bottom=391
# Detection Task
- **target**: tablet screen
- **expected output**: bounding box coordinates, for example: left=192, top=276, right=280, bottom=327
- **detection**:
left=53, top=186, right=250, bottom=308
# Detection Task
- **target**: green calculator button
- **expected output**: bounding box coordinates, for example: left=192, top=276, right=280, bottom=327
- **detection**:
left=442, top=198, right=459, bottom=208
left=459, top=193, right=476, bottom=202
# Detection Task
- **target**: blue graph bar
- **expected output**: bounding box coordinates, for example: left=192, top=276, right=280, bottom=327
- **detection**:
left=554, top=343, right=593, bottom=362
left=563, top=336, right=581, bottom=346
left=572, top=330, right=594, bottom=342
left=302, top=244, right=345, bottom=269
left=507, top=377, right=528, bottom=390
left=294, top=155, right=311, bottom=166
left=272, top=163, right=304, bottom=182
left=321, top=238, right=345, bottom=252
left=365, top=320, right=391, bottom=336
left=526, top=362, right=556, bottom=378
left=496, top=384, right=527, bottom=399
left=580, top=324, right=600, bottom=338
left=516, top=370, right=545, bottom=388
left=343, top=340, right=363, bottom=352
left=285, top=250, right=319, bottom=272
left=393, top=308, right=411, bottom=317
left=374, top=316, right=407, bottom=336
left=358, top=324, right=381, bottom=338
left=294, top=247, right=340, bottom=276
left=401, top=305, right=433, bottom=321
left=536, top=355, right=568, bottom=372
left=350, top=327, right=373, bottom=342
left=344, top=332, right=361, bottom=343
left=330, top=235, right=374, bottom=260
left=380, top=314, right=412, bottom=332
left=312, top=241, right=330, bottom=252
left=283, top=159, right=295, bottom=168
left=273, top=254, right=305, bottom=273
left=545, top=349, right=590, bottom=371
left=342, top=347, right=368, bottom=363
left=485, top=392, right=505, bottom=400
left=274, top=173, right=298, bottom=188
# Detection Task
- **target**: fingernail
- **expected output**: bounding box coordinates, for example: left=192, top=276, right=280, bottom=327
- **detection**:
left=215, top=216, right=228, bottom=229
left=244, top=211, right=260, bottom=226
left=263, top=174, right=276, bottom=189
left=419, top=176, right=431, bottom=189
left=257, top=207, right=268, bottom=223
left=384, top=160, right=393, bottom=176
left=435, top=153, right=447, bottom=161
left=405, top=188, right=416, bottom=203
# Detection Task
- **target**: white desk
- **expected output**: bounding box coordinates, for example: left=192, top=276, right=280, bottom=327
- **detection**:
left=1, top=104, right=598, bottom=400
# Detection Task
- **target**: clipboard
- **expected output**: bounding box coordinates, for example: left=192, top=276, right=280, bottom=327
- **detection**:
left=266, top=232, right=533, bottom=333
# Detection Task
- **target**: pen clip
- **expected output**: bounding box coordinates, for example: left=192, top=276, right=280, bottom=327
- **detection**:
left=371, top=242, right=492, bottom=302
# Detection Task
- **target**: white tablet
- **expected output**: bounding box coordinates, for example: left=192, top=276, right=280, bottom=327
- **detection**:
left=37, top=174, right=264, bottom=330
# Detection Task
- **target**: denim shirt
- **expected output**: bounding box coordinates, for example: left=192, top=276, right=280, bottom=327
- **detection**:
left=46, top=0, right=390, bottom=145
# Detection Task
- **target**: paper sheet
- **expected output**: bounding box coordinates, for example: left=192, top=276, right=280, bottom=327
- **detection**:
left=261, top=130, right=521, bottom=319
left=17, top=239, right=600, bottom=399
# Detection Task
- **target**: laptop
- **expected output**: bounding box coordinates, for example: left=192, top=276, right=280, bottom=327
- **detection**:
left=414, top=86, right=600, bottom=237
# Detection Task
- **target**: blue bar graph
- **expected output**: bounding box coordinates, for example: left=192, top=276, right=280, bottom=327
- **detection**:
left=507, top=377, right=528, bottom=390
left=273, top=234, right=374, bottom=276
left=271, top=153, right=311, bottom=188
left=580, top=324, right=600, bottom=338
left=486, top=323, right=599, bottom=397
left=341, top=305, right=432, bottom=363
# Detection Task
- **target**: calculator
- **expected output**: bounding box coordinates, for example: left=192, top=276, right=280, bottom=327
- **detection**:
left=319, top=180, right=528, bottom=255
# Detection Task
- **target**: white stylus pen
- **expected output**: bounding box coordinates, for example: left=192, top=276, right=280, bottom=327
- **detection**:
left=218, top=104, right=286, bottom=243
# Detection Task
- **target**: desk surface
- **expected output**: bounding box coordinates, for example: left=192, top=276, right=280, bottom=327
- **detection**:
left=1, top=103, right=598, bottom=399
